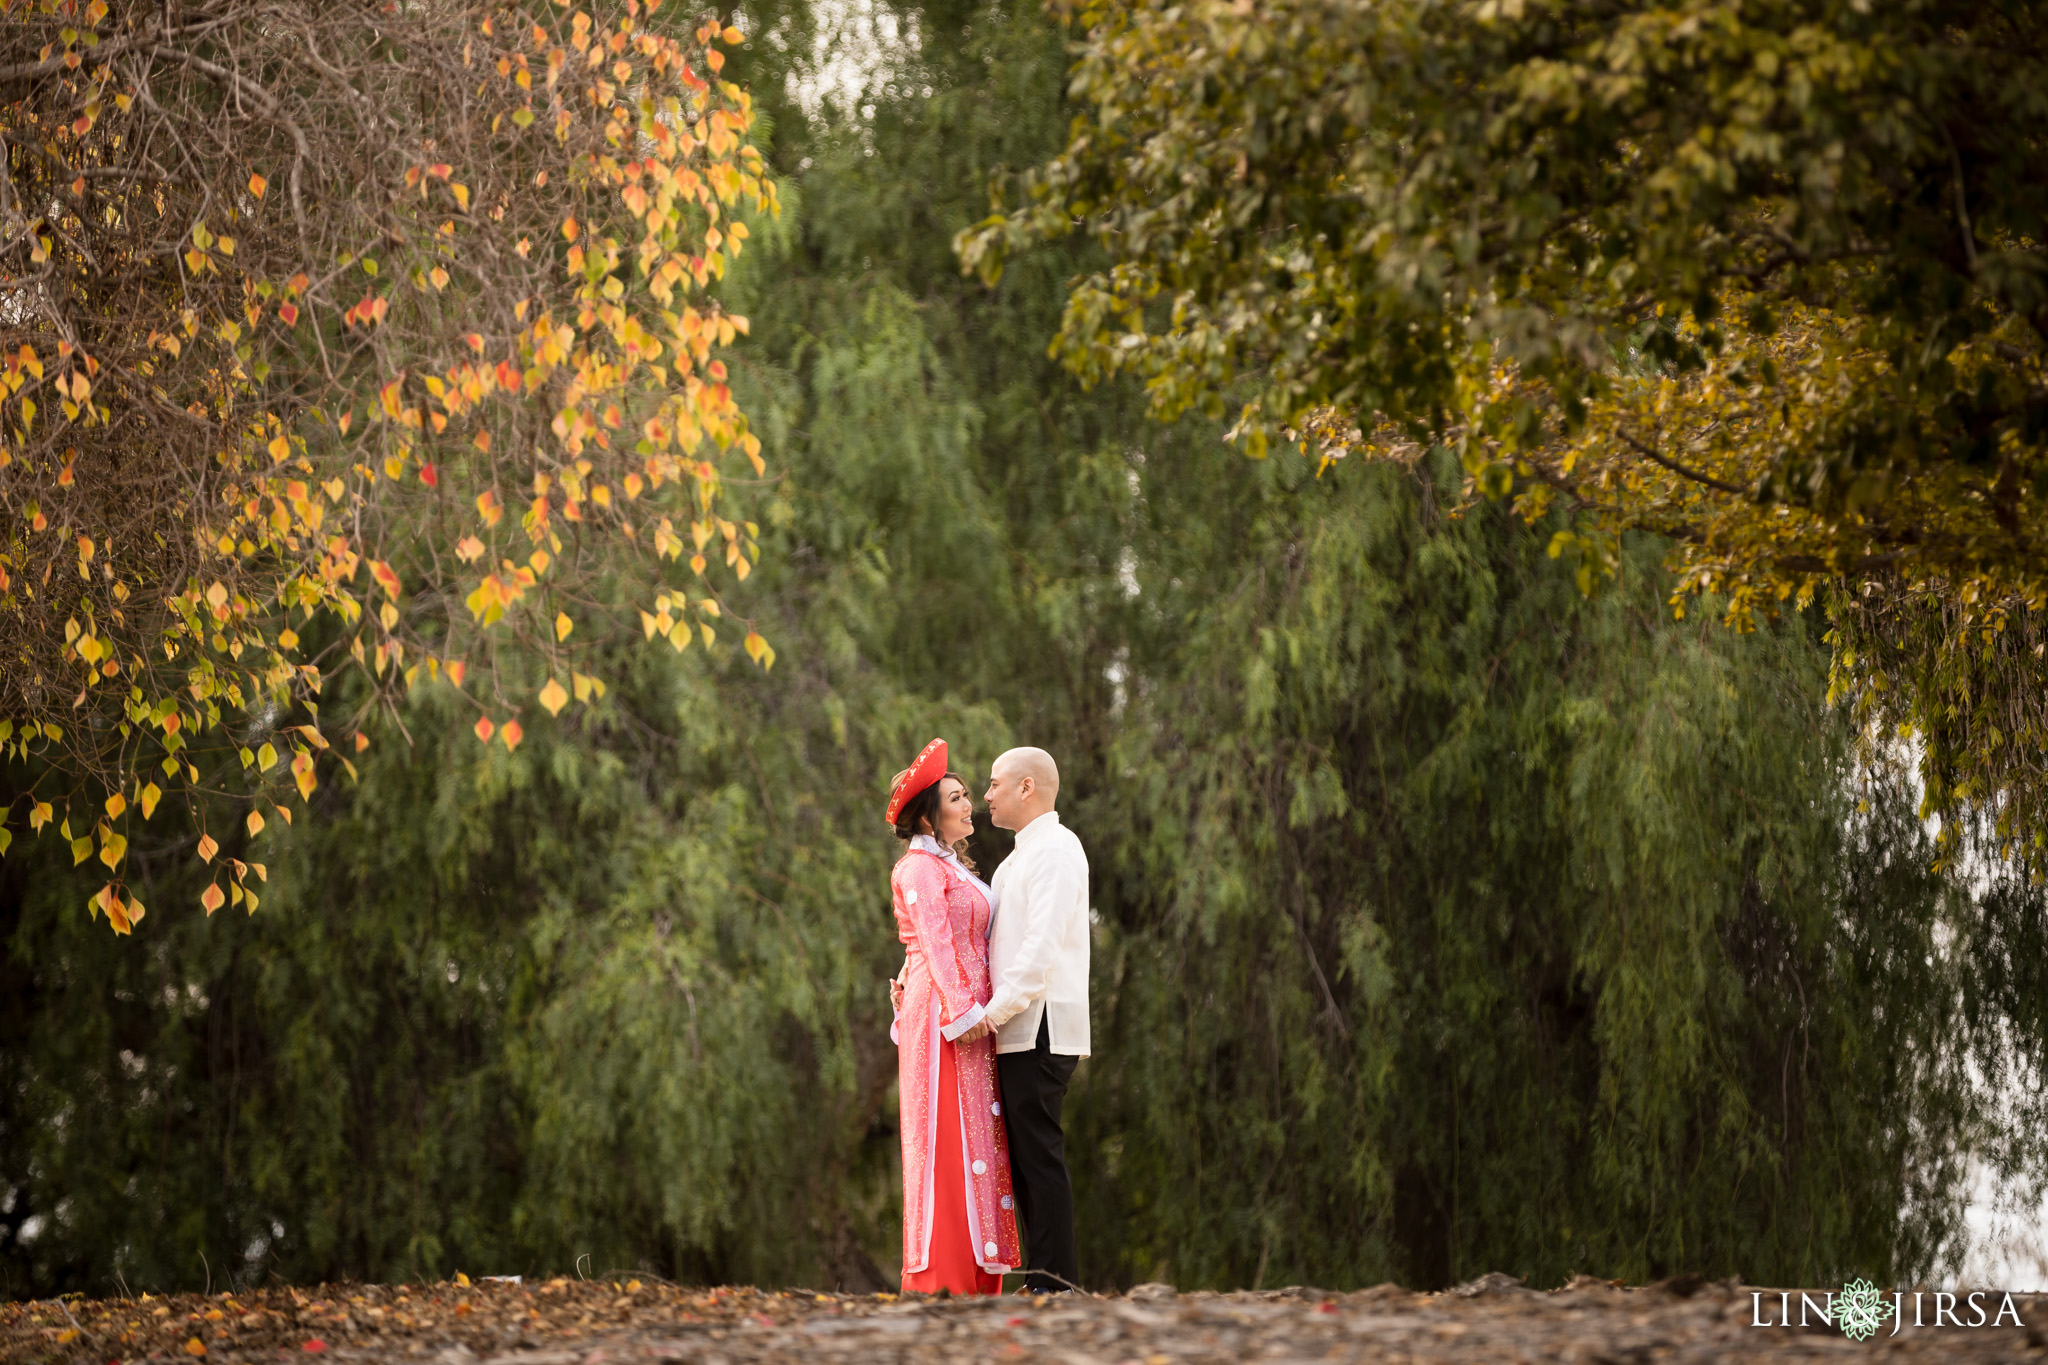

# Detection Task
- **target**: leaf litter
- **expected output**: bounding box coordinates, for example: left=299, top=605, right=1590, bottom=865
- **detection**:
left=3, top=1275, right=2042, bottom=1365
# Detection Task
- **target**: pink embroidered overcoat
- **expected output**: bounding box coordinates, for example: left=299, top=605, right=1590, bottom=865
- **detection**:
left=893, top=848, right=1021, bottom=1275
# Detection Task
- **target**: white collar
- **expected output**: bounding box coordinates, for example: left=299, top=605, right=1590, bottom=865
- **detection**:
left=909, top=833, right=996, bottom=910
left=1012, top=810, right=1061, bottom=847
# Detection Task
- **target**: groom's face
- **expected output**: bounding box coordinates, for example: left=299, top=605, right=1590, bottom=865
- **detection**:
left=983, top=765, right=1025, bottom=831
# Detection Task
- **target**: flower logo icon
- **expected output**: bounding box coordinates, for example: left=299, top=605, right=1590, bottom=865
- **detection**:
left=1837, top=1279, right=1888, bottom=1341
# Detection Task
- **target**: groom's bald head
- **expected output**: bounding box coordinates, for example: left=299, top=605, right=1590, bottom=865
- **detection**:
left=994, top=747, right=1059, bottom=800
left=985, top=746, right=1059, bottom=830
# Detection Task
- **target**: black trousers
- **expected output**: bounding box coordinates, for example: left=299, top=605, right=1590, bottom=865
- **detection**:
left=996, top=1011, right=1081, bottom=1292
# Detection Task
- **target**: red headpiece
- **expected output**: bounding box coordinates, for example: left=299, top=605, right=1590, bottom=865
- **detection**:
left=885, top=738, right=948, bottom=826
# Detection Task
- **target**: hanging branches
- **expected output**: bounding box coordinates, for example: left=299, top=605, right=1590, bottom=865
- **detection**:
left=0, top=0, right=779, bottom=929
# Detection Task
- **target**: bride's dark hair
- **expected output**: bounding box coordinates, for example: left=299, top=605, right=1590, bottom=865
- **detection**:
left=893, top=771, right=977, bottom=873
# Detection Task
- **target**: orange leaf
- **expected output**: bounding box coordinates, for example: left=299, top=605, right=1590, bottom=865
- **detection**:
left=474, top=716, right=495, bottom=743
left=369, top=560, right=403, bottom=598
left=201, top=882, right=225, bottom=915
left=500, top=719, right=524, bottom=751
left=354, top=731, right=370, bottom=752
left=246, top=809, right=265, bottom=837
left=197, top=833, right=218, bottom=863
left=446, top=660, right=467, bottom=688
left=248, top=172, right=268, bottom=199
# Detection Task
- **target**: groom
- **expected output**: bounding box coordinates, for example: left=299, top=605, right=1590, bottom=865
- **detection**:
left=965, top=746, right=1090, bottom=1293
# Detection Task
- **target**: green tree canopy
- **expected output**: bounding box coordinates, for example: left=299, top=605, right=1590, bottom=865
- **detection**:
left=2, top=0, right=2040, bottom=1303
left=958, top=0, right=2048, bottom=864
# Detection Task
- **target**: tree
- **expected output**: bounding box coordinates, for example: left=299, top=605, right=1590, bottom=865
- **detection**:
left=957, top=0, right=2048, bottom=863
left=6, top=0, right=2030, bottom=1294
left=0, top=0, right=777, bottom=928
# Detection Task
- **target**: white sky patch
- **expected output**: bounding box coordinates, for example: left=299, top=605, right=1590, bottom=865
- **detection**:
left=784, top=0, right=921, bottom=122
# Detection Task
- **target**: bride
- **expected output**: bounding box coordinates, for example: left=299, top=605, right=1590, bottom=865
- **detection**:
left=886, top=738, right=1020, bottom=1294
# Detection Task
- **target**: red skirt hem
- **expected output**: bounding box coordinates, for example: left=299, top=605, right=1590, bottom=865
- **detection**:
left=903, top=1036, right=1002, bottom=1297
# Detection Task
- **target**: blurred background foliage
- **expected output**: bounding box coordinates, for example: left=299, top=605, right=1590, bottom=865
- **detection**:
left=2, top=0, right=2043, bottom=1299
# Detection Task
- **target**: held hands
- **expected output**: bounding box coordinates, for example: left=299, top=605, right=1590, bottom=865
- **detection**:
left=887, top=965, right=992, bottom=1042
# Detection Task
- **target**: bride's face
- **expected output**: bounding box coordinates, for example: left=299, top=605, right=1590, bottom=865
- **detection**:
left=929, top=777, right=975, bottom=846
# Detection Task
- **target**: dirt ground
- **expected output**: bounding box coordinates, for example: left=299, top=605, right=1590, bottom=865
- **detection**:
left=5, top=1274, right=2045, bottom=1365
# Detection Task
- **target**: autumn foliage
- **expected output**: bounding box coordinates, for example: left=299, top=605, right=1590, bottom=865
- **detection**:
left=959, top=0, right=2048, bottom=867
left=0, top=0, right=777, bottom=927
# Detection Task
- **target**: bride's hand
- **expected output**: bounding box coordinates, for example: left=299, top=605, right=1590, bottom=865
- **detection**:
left=957, top=1019, right=993, bottom=1042
left=888, top=977, right=905, bottom=1014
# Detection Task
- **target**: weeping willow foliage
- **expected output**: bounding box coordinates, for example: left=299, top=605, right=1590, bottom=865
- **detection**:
left=0, top=0, right=2035, bottom=1300
left=1068, top=452, right=1981, bottom=1289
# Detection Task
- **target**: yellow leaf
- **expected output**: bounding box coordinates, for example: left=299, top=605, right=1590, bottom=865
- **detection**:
left=71, top=836, right=92, bottom=866
left=744, top=631, right=771, bottom=666
left=257, top=741, right=278, bottom=772
left=538, top=678, right=569, bottom=716
left=98, top=830, right=127, bottom=869
left=198, top=833, right=219, bottom=862
left=140, top=783, right=161, bottom=819
left=246, top=809, right=265, bottom=837
left=293, top=751, right=316, bottom=801
left=185, top=1337, right=206, bottom=1356
left=105, top=791, right=126, bottom=818
left=29, top=801, right=51, bottom=832
left=455, top=1272, right=472, bottom=1288
left=555, top=611, right=574, bottom=641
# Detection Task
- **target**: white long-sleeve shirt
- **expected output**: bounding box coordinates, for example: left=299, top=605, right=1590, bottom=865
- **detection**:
left=984, top=811, right=1091, bottom=1057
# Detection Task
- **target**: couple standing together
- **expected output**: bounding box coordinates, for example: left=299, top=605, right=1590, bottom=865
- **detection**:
left=886, top=739, right=1088, bottom=1296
